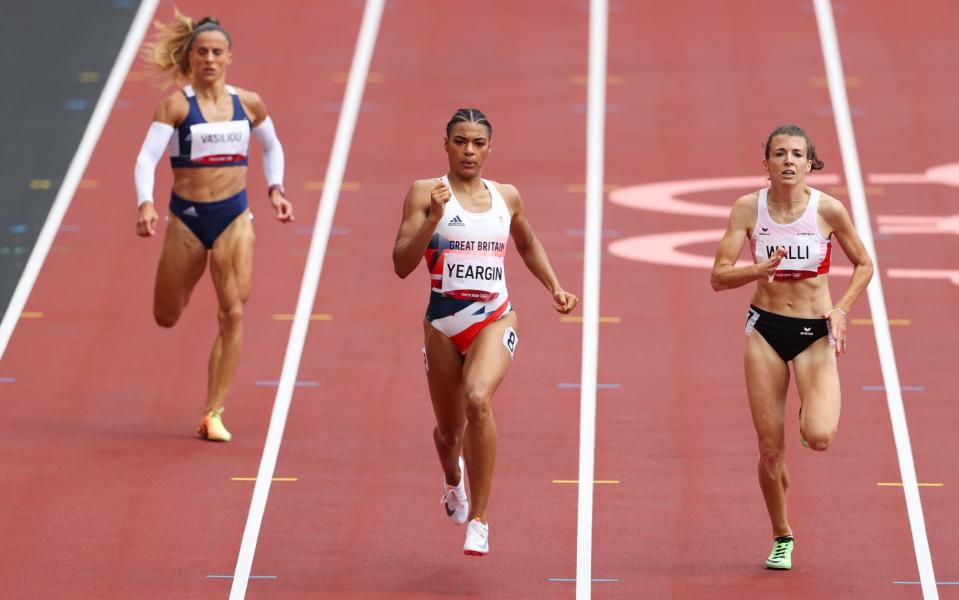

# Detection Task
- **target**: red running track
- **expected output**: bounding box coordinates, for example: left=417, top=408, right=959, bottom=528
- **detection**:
left=0, top=1, right=955, bottom=599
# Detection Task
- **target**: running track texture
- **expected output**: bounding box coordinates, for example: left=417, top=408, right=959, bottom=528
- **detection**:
left=0, top=1, right=955, bottom=599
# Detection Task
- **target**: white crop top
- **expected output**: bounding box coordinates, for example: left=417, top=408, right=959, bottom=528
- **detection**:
left=750, top=187, right=831, bottom=281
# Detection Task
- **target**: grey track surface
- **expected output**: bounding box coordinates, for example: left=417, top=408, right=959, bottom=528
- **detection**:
left=0, top=1, right=137, bottom=320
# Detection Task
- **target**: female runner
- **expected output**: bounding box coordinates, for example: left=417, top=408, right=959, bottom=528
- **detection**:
left=393, top=108, right=578, bottom=555
left=711, top=125, right=873, bottom=569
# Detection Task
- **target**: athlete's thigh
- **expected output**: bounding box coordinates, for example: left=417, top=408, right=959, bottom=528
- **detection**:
left=744, top=331, right=791, bottom=443
left=423, top=319, right=466, bottom=430
left=154, top=215, right=207, bottom=313
left=792, top=337, right=840, bottom=427
left=461, top=312, right=518, bottom=398
left=209, top=210, right=254, bottom=307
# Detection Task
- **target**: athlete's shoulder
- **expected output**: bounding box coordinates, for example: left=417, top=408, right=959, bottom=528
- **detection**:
left=815, top=189, right=850, bottom=223
left=815, top=189, right=843, bottom=210
left=731, top=191, right=760, bottom=212
left=488, top=180, right=520, bottom=202
left=153, top=90, right=189, bottom=125
left=233, top=86, right=268, bottom=123
left=728, top=191, right=759, bottom=227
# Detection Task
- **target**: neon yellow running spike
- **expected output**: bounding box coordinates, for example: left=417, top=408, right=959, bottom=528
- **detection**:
left=766, top=535, right=794, bottom=570
left=198, top=408, right=232, bottom=442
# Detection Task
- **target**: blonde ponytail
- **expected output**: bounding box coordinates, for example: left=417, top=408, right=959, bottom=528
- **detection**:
left=141, top=10, right=230, bottom=87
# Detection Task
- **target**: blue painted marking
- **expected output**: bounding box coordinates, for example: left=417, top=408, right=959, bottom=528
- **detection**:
left=558, top=383, right=620, bottom=389
left=115, top=99, right=133, bottom=110
left=66, top=99, right=89, bottom=111
left=206, top=575, right=277, bottom=580
left=113, top=0, right=133, bottom=7
left=0, top=377, right=15, bottom=383
left=873, top=232, right=892, bottom=240
left=59, top=224, right=80, bottom=232
left=565, top=229, right=621, bottom=238
left=255, top=380, right=319, bottom=387
left=547, top=578, right=620, bottom=583
left=862, top=385, right=924, bottom=392
left=894, top=581, right=959, bottom=585
left=8, top=224, right=28, bottom=234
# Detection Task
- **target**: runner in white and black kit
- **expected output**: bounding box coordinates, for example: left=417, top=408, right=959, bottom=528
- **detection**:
left=711, top=125, right=873, bottom=570
left=392, top=108, right=577, bottom=556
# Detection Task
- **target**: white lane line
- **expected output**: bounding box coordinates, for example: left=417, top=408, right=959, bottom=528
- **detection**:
left=813, top=2, right=938, bottom=598
left=228, top=0, right=385, bottom=597
left=0, top=0, right=160, bottom=364
left=576, top=1, right=607, bottom=599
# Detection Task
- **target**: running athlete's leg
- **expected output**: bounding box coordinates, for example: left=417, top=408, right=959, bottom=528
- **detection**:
left=745, top=331, right=792, bottom=537
left=206, top=211, right=254, bottom=413
left=792, top=337, right=841, bottom=452
left=460, top=312, right=517, bottom=522
left=423, top=320, right=467, bottom=486
left=153, top=215, right=207, bottom=327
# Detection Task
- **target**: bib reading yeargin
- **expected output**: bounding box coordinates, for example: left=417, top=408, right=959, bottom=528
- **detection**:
left=441, top=253, right=505, bottom=301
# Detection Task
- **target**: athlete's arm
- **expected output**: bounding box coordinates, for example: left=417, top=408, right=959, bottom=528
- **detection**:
left=134, top=95, right=186, bottom=237
left=711, top=194, right=784, bottom=290
left=392, top=179, right=450, bottom=278
left=240, top=88, right=293, bottom=223
left=502, top=184, right=577, bottom=314
left=820, top=195, right=874, bottom=355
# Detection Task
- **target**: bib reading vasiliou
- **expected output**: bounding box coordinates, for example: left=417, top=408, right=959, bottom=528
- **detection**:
left=189, top=119, right=250, bottom=165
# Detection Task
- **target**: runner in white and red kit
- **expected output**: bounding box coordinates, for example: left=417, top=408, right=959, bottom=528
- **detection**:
left=392, top=108, right=577, bottom=556
left=711, top=125, right=873, bottom=570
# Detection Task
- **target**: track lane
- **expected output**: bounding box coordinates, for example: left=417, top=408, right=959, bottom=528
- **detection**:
left=829, top=0, right=959, bottom=594
left=245, top=1, right=592, bottom=597
left=594, top=2, right=921, bottom=598
left=0, top=1, right=354, bottom=597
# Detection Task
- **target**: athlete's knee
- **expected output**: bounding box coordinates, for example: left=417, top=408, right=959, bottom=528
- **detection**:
left=153, top=306, right=180, bottom=328
left=218, top=305, right=244, bottom=331
left=758, top=446, right=785, bottom=475
left=801, top=426, right=836, bottom=452
left=464, top=384, right=493, bottom=423
left=434, top=425, right=463, bottom=449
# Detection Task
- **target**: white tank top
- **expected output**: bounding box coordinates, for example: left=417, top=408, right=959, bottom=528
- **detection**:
left=428, top=176, right=511, bottom=301
left=750, top=187, right=831, bottom=281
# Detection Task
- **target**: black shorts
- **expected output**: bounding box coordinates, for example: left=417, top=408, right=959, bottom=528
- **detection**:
left=744, top=305, right=834, bottom=362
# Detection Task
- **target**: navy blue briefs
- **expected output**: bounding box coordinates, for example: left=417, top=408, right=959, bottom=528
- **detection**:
left=169, top=189, right=248, bottom=249
left=745, top=304, right=833, bottom=362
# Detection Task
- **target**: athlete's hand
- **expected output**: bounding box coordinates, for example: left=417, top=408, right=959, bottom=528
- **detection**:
left=757, top=248, right=786, bottom=282
left=270, top=189, right=294, bottom=223
left=136, top=202, right=158, bottom=237
left=824, top=307, right=848, bottom=356
left=552, top=290, right=578, bottom=314
left=428, top=179, right=451, bottom=222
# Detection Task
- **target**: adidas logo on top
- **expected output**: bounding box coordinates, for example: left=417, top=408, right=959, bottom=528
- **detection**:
left=182, top=206, right=199, bottom=218
left=447, top=215, right=465, bottom=227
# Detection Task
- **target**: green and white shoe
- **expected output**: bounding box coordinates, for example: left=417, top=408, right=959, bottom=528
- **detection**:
left=766, top=535, right=794, bottom=570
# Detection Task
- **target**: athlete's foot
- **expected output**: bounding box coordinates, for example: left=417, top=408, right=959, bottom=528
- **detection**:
left=442, top=456, right=469, bottom=525
left=765, top=535, right=794, bottom=570
left=463, top=518, right=489, bottom=556
left=197, top=407, right=232, bottom=442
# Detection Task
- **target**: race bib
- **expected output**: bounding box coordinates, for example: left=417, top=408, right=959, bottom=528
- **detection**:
left=755, top=236, right=819, bottom=272
left=441, top=253, right=505, bottom=301
left=189, top=120, right=250, bottom=164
